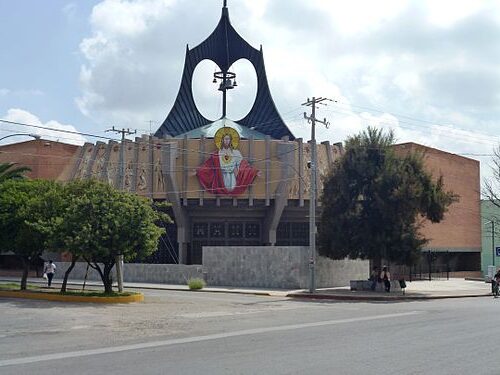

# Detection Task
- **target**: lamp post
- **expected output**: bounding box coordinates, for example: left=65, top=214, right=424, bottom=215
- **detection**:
left=0, top=133, right=40, bottom=142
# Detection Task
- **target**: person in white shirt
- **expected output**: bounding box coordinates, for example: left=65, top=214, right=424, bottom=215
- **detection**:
left=44, top=260, right=56, bottom=287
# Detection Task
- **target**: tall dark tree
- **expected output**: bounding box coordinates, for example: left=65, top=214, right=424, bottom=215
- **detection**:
left=318, top=127, right=458, bottom=267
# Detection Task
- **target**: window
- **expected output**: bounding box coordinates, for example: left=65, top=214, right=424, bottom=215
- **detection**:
left=228, top=223, right=243, bottom=238
left=245, top=223, right=260, bottom=238
left=210, top=223, right=225, bottom=238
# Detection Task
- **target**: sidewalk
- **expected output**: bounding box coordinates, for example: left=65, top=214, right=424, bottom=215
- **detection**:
left=0, top=276, right=294, bottom=297
left=0, top=277, right=492, bottom=301
left=289, top=279, right=492, bottom=301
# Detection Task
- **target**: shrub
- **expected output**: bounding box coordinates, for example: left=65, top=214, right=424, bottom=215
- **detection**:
left=188, top=278, right=206, bottom=290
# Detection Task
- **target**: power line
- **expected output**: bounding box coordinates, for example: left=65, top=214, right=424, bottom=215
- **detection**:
left=332, top=99, right=500, bottom=141
left=0, top=119, right=120, bottom=142
left=325, top=103, right=499, bottom=146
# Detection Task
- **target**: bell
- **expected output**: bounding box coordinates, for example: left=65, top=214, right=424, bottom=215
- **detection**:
left=212, top=77, right=217, bottom=83
left=233, top=80, right=238, bottom=87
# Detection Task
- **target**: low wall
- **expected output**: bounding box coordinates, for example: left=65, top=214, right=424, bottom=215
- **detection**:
left=203, top=246, right=368, bottom=289
left=56, top=262, right=203, bottom=284
left=52, top=247, right=368, bottom=289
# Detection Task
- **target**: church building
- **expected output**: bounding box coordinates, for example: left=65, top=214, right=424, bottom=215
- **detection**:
left=0, top=2, right=481, bottom=279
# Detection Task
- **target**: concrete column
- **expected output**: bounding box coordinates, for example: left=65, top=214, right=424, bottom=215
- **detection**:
left=84, top=141, right=102, bottom=179
left=248, top=136, right=254, bottom=206
left=263, top=142, right=295, bottom=245
left=183, top=135, right=188, bottom=206
left=161, top=141, right=188, bottom=264
left=265, top=135, right=271, bottom=206
left=297, top=138, right=304, bottom=207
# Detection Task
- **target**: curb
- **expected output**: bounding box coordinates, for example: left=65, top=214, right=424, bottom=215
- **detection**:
left=0, top=279, right=273, bottom=297
left=0, top=290, right=144, bottom=304
left=182, top=289, right=272, bottom=296
left=130, top=286, right=272, bottom=296
left=286, top=292, right=492, bottom=301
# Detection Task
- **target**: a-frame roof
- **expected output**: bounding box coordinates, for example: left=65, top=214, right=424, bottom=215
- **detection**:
left=155, top=2, right=294, bottom=140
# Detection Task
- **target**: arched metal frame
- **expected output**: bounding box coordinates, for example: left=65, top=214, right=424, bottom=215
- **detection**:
left=155, top=4, right=295, bottom=140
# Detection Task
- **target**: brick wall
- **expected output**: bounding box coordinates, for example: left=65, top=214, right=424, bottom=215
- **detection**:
left=394, top=143, right=481, bottom=252
left=0, top=139, right=78, bottom=180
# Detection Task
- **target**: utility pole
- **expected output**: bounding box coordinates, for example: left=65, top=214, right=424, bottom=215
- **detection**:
left=303, top=97, right=330, bottom=294
left=145, top=120, right=157, bottom=135
left=104, top=126, right=137, bottom=293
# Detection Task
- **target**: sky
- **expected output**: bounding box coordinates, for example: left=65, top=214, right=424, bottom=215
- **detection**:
left=1, top=0, right=500, bottom=184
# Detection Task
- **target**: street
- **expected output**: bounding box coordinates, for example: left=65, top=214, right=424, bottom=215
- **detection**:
left=0, top=289, right=498, bottom=374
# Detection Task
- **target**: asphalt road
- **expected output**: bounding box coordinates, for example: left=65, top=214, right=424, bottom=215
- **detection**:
left=1, top=289, right=498, bottom=374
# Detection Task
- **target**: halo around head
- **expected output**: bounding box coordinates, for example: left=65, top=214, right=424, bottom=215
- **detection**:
left=214, top=126, right=240, bottom=150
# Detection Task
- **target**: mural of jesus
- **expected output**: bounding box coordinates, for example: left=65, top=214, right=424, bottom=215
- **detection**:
left=196, top=127, right=260, bottom=195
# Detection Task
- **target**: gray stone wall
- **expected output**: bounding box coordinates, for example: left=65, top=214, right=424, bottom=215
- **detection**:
left=316, top=256, right=370, bottom=288
left=56, top=262, right=203, bottom=284
left=203, top=246, right=369, bottom=289
left=53, top=247, right=368, bottom=289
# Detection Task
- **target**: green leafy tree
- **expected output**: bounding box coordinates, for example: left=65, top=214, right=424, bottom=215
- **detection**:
left=49, top=180, right=167, bottom=294
left=38, top=180, right=89, bottom=292
left=318, top=127, right=458, bottom=267
left=0, top=179, right=64, bottom=289
left=0, top=163, right=31, bottom=182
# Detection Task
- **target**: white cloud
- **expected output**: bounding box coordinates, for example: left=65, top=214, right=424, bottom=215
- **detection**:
left=76, top=0, right=500, bottom=183
left=1, top=109, right=86, bottom=146
left=0, top=88, right=44, bottom=97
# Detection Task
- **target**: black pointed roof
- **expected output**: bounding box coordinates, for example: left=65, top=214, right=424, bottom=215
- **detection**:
left=155, top=2, right=294, bottom=140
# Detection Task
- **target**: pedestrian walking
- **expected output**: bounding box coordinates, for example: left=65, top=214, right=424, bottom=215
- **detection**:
left=381, top=266, right=391, bottom=293
left=493, top=269, right=500, bottom=297
left=43, top=260, right=56, bottom=287
left=369, top=267, right=379, bottom=291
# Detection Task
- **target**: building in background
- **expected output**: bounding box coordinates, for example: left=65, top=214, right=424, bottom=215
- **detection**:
left=480, top=200, right=500, bottom=277
left=391, top=143, right=481, bottom=278
left=0, top=2, right=482, bottom=280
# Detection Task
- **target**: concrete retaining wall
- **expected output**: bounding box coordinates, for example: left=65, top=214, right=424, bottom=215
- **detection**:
left=54, top=247, right=368, bottom=289
left=56, top=262, right=203, bottom=284
left=203, top=246, right=368, bottom=289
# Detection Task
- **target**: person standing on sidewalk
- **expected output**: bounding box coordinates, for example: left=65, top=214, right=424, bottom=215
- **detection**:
left=44, top=260, right=56, bottom=287
left=369, top=267, right=379, bottom=291
left=493, top=269, right=500, bottom=297
left=381, top=266, right=391, bottom=293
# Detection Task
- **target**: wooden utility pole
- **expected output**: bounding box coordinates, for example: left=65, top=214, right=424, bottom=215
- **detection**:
left=302, top=97, right=330, bottom=294
left=104, top=126, right=137, bottom=293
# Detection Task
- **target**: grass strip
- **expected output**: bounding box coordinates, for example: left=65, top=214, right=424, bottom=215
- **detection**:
left=0, top=283, right=137, bottom=297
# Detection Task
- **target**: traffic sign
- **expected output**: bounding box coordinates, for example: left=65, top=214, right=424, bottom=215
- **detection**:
left=496, top=246, right=500, bottom=257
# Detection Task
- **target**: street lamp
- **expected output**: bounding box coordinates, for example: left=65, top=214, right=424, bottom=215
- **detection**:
left=0, top=133, right=40, bottom=142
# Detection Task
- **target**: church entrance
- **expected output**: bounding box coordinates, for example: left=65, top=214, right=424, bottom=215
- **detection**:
left=189, top=221, right=262, bottom=264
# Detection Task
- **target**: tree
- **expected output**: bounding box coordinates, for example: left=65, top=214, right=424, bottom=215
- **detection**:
left=0, top=163, right=31, bottom=182
left=483, top=146, right=500, bottom=208
left=38, top=180, right=89, bottom=292
left=318, top=127, right=458, bottom=267
left=0, top=179, right=64, bottom=289
left=49, top=180, right=167, bottom=294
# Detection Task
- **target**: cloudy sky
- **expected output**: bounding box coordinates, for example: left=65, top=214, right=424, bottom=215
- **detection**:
left=1, top=0, right=499, bottom=182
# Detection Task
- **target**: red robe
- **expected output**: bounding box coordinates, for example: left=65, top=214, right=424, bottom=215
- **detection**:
left=196, top=151, right=258, bottom=196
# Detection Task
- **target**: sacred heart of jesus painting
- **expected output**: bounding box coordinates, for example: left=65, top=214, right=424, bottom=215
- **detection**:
left=196, top=127, right=260, bottom=195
